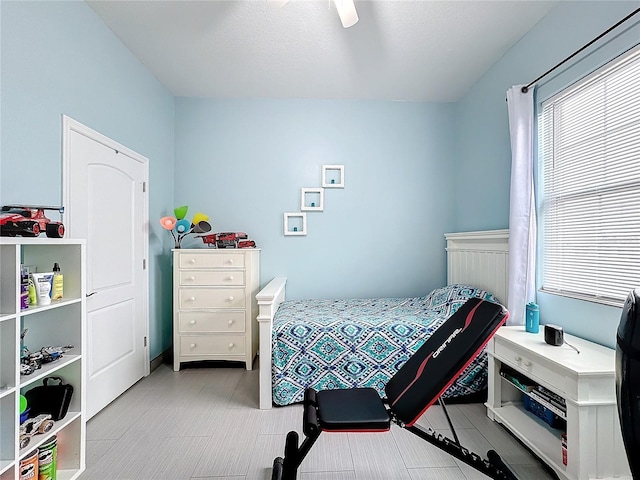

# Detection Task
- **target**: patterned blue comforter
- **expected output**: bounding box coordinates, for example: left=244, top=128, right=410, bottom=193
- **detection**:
left=272, top=284, right=500, bottom=406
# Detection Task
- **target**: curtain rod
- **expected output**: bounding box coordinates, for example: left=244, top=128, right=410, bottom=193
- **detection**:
left=521, top=7, right=640, bottom=93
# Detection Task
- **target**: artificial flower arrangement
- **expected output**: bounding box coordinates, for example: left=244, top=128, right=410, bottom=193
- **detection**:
left=160, top=206, right=211, bottom=248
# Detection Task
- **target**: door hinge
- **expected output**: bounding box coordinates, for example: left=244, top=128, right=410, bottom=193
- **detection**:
left=142, top=181, right=146, bottom=192
left=143, top=259, right=146, bottom=269
left=144, top=336, right=147, bottom=347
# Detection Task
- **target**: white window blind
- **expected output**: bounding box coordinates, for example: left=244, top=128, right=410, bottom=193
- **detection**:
left=539, top=46, right=640, bottom=306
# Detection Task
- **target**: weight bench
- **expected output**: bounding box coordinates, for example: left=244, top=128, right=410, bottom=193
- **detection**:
left=271, top=297, right=518, bottom=480
left=616, top=288, right=640, bottom=480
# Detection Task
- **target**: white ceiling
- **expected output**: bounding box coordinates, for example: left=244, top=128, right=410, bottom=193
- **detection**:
left=87, top=0, right=558, bottom=102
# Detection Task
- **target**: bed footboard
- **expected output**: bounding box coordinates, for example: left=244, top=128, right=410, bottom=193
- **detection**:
left=256, top=276, right=287, bottom=409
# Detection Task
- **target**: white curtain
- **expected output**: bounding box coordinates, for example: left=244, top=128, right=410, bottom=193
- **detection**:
left=506, top=85, right=536, bottom=326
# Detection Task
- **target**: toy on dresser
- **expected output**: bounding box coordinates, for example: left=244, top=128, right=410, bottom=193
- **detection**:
left=197, top=232, right=256, bottom=249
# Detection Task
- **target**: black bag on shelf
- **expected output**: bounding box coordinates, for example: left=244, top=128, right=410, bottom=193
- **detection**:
left=24, top=376, right=74, bottom=421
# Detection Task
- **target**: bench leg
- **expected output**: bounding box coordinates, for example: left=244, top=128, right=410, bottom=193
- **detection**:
left=272, top=389, right=323, bottom=480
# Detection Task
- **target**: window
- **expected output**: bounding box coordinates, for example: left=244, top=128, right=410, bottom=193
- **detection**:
left=538, top=46, right=640, bottom=306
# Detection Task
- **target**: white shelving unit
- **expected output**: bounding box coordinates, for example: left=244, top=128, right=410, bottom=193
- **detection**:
left=486, top=326, right=631, bottom=480
left=0, top=238, right=86, bottom=480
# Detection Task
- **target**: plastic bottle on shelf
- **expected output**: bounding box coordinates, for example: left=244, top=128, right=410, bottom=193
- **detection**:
left=20, top=265, right=29, bottom=310
left=52, top=263, right=63, bottom=301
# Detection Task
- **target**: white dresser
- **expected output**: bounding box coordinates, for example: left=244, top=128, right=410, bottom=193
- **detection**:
left=173, top=248, right=260, bottom=371
left=486, top=326, right=631, bottom=480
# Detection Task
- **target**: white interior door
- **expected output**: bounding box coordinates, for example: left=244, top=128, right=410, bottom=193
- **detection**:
left=62, top=116, right=149, bottom=419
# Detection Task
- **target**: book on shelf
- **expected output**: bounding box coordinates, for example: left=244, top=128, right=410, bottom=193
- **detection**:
left=535, top=385, right=567, bottom=410
left=529, top=390, right=566, bottom=414
left=499, top=367, right=535, bottom=392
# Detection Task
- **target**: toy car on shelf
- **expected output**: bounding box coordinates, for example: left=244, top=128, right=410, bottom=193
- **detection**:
left=19, top=414, right=54, bottom=449
left=20, top=330, right=73, bottom=375
left=0, top=205, right=64, bottom=237
left=21, top=345, right=73, bottom=375
left=197, top=232, right=256, bottom=249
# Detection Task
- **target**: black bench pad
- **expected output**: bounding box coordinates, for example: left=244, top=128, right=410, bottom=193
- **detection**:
left=316, top=388, right=390, bottom=432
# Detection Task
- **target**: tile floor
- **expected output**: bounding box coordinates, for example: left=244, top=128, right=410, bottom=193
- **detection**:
left=80, top=362, right=557, bottom=480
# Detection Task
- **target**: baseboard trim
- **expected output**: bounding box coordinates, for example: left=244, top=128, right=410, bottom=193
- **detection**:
left=150, top=348, right=172, bottom=373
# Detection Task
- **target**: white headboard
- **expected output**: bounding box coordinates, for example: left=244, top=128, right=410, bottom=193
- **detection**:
left=445, top=229, right=509, bottom=306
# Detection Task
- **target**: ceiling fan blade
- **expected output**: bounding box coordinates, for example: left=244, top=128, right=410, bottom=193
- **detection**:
left=334, top=0, right=358, bottom=28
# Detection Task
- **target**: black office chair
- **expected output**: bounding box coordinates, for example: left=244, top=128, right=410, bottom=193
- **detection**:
left=616, top=289, right=640, bottom=480
left=271, top=297, right=518, bottom=480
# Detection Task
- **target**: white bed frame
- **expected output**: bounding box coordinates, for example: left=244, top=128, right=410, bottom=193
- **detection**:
left=256, top=229, right=510, bottom=409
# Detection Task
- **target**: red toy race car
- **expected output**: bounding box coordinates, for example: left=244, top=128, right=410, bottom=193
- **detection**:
left=197, top=232, right=256, bottom=249
left=0, top=205, right=65, bottom=238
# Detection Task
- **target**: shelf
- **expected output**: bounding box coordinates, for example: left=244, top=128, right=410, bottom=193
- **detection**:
left=284, top=212, right=307, bottom=236
left=56, top=469, right=84, bottom=480
left=500, top=374, right=566, bottom=419
left=19, top=411, right=81, bottom=459
left=0, top=461, right=12, bottom=476
left=488, top=403, right=565, bottom=474
left=20, top=354, right=81, bottom=389
left=18, top=297, right=82, bottom=318
left=0, top=386, right=14, bottom=400
left=0, top=239, right=85, bottom=480
left=301, top=187, right=324, bottom=211
left=322, top=164, right=344, bottom=188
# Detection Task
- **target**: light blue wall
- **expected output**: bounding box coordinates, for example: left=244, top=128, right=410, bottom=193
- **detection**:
left=174, top=98, right=457, bottom=299
left=0, top=0, right=176, bottom=358
left=455, top=1, right=640, bottom=348
left=5, top=0, right=636, bottom=356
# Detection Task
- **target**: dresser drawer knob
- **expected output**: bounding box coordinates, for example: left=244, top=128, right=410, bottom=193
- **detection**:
left=515, top=356, right=522, bottom=362
left=190, top=343, right=196, bottom=348
left=226, top=259, right=234, bottom=265
left=229, top=342, right=235, bottom=348
left=227, top=296, right=234, bottom=302
left=188, top=276, right=196, bottom=281
left=190, top=320, right=196, bottom=325
left=524, top=360, right=532, bottom=367
left=228, top=320, right=234, bottom=326
left=189, top=258, right=196, bottom=264
left=227, top=276, right=234, bottom=281
left=189, top=296, right=196, bottom=302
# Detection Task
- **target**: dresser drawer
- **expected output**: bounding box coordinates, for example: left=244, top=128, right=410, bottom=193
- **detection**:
left=178, top=311, right=245, bottom=333
left=179, top=252, right=244, bottom=269
left=179, top=270, right=245, bottom=286
left=180, top=335, right=246, bottom=355
left=494, top=339, right=569, bottom=395
left=178, top=288, right=245, bottom=309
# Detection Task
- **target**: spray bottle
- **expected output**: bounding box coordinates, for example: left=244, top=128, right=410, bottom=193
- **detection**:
left=52, top=263, right=64, bottom=301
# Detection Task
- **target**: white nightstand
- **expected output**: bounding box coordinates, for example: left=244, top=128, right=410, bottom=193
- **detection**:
left=485, top=326, right=631, bottom=480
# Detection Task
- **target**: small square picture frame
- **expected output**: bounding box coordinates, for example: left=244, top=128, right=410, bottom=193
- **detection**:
left=284, top=212, right=307, bottom=236
left=301, top=187, right=324, bottom=211
left=322, top=164, right=344, bottom=188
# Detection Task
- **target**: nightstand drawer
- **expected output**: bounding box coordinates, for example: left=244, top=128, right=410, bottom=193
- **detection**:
left=494, top=339, right=568, bottom=394
left=179, top=270, right=245, bottom=286
left=178, top=311, right=245, bottom=333
left=179, top=252, right=244, bottom=269
left=178, top=288, right=245, bottom=309
left=180, top=335, right=246, bottom=355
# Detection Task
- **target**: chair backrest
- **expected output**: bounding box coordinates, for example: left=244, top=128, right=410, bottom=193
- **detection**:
left=616, top=289, right=640, bottom=479
left=385, top=297, right=508, bottom=426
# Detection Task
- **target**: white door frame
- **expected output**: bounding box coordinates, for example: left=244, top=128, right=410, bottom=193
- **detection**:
left=61, top=114, right=150, bottom=377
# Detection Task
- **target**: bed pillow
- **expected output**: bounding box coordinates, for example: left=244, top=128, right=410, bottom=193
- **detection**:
left=422, top=284, right=500, bottom=318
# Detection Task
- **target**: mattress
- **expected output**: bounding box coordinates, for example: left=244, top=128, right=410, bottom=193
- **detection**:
left=271, top=284, right=499, bottom=406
